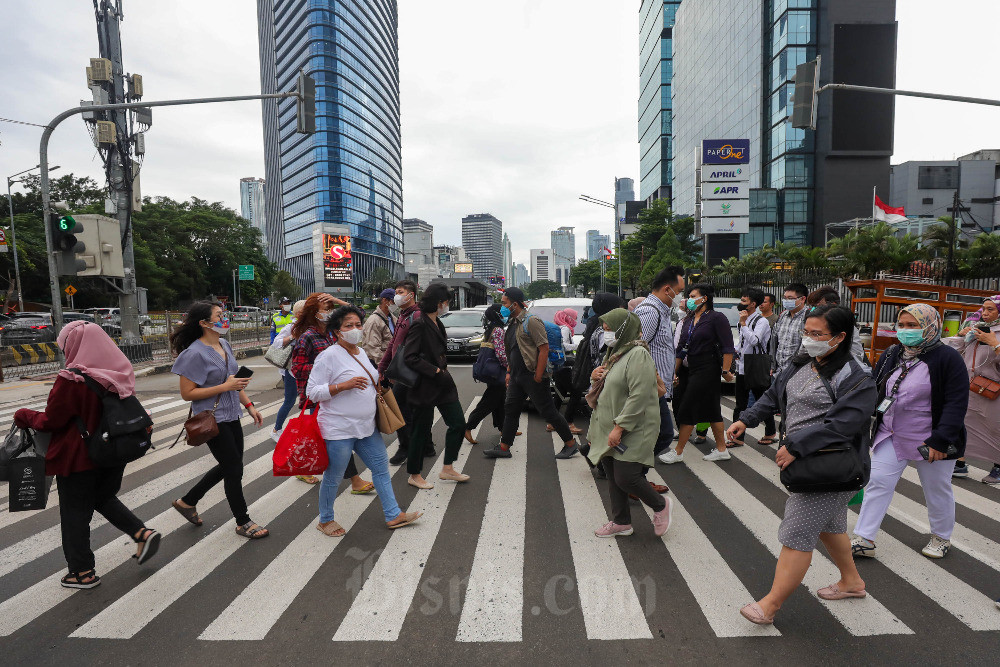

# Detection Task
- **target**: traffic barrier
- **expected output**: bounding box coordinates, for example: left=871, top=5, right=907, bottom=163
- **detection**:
left=1, top=343, right=58, bottom=366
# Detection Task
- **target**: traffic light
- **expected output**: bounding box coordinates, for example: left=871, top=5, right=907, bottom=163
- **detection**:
left=791, top=57, right=821, bottom=130
left=51, top=212, right=87, bottom=275
left=296, top=69, right=316, bottom=134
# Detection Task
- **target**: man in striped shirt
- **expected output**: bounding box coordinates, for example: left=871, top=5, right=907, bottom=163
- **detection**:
left=769, top=282, right=809, bottom=373
left=635, top=266, right=685, bottom=459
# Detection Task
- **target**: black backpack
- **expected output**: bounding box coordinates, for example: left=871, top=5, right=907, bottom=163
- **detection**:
left=71, top=369, right=154, bottom=467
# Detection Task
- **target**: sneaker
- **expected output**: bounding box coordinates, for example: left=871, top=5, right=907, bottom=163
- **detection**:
left=652, top=497, right=673, bottom=536
left=953, top=461, right=969, bottom=478
left=592, top=465, right=607, bottom=480
left=981, top=464, right=1000, bottom=485
left=483, top=445, right=512, bottom=459
left=555, top=444, right=579, bottom=459
left=270, top=428, right=281, bottom=443
left=703, top=449, right=731, bottom=462
left=594, top=521, right=633, bottom=538
left=995, top=596, right=1000, bottom=610
left=388, top=449, right=407, bottom=466
left=851, top=535, right=876, bottom=558
left=658, top=449, right=684, bottom=465
left=921, top=535, right=951, bottom=559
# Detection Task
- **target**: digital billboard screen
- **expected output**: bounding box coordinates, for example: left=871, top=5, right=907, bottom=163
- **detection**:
left=323, top=234, right=353, bottom=288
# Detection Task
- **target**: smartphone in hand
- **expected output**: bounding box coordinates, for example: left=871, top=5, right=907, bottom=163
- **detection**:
left=235, top=366, right=254, bottom=379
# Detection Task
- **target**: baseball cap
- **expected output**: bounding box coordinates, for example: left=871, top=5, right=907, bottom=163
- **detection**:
left=503, top=287, right=526, bottom=306
left=379, top=288, right=396, bottom=300
left=279, top=297, right=291, bottom=304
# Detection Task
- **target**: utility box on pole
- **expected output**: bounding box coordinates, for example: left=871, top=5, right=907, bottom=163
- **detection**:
left=72, top=214, right=125, bottom=277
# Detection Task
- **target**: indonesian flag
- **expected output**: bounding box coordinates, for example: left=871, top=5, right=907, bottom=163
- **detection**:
left=874, top=195, right=907, bottom=223
left=602, top=246, right=614, bottom=258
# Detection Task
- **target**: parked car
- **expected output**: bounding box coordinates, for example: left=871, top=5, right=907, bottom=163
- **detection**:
left=525, top=297, right=591, bottom=352
left=231, top=306, right=266, bottom=325
left=1, top=313, right=56, bottom=344
left=440, top=309, right=487, bottom=358
left=83, top=307, right=151, bottom=333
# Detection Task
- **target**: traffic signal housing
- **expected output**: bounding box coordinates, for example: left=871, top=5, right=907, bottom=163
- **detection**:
left=51, top=212, right=87, bottom=275
left=296, top=69, right=316, bottom=134
left=792, top=57, right=821, bottom=130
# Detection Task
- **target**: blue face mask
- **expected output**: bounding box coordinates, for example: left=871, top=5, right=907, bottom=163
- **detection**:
left=686, top=298, right=698, bottom=311
left=896, top=328, right=925, bottom=347
left=500, top=306, right=511, bottom=320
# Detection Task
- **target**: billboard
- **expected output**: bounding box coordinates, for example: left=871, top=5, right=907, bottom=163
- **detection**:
left=700, top=165, right=747, bottom=182
left=701, top=139, right=750, bottom=165
left=701, top=182, right=749, bottom=200
left=322, top=234, right=353, bottom=288
left=453, top=263, right=473, bottom=274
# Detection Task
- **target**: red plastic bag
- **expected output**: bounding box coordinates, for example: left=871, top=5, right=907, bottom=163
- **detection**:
left=273, top=405, right=328, bottom=476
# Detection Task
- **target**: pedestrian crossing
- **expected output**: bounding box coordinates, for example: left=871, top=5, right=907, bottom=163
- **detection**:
left=1, top=382, right=999, bottom=650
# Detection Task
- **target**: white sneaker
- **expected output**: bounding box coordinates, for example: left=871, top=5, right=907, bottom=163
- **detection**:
left=271, top=428, right=281, bottom=443
left=851, top=535, right=876, bottom=558
left=658, top=449, right=684, bottom=465
left=921, top=535, right=951, bottom=559
left=702, top=448, right=731, bottom=462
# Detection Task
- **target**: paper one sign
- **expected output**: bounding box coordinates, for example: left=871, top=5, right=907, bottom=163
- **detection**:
left=702, top=139, right=750, bottom=165
left=323, top=234, right=353, bottom=288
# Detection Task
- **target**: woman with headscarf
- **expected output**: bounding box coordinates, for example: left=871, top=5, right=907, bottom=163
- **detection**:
left=14, top=322, right=161, bottom=589
left=465, top=304, right=519, bottom=443
left=627, top=297, right=644, bottom=312
left=944, top=295, right=1000, bottom=484
left=586, top=309, right=673, bottom=538
left=548, top=308, right=584, bottom=435
left=851, top=304, right=969, bottom=560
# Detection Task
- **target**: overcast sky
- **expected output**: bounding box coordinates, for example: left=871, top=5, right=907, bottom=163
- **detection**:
left=2, top=0, right=998, bottom=269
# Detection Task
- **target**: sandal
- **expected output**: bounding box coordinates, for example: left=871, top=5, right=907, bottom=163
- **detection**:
left=61, top=569, right=101, bottom=590
left=387, top=511, right=422, bottom=529
left=132, top=528, right=161, bottom=565
left=317, top=520, right=346, bottom=537
left=568, top=426, right=584, bottom=435
left=757, top=436, right=777, bottom=446
left=235, top=521, right=269, bottom=539
left=296, top=475, right=320, bottom=484
left=350, top=481, right=375, bottom=495
left=172, top=500, right=202, bottom=526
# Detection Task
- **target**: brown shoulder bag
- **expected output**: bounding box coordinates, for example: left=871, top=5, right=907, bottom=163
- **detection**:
left=970, top=345, right=1000, bottom=400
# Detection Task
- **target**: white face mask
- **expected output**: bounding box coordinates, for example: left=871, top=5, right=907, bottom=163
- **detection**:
left=388, top=303, right=400, bottom=316
left=603, top=331, right=617, bottom=348
left=281, top=305, right=291, bottom=313
left=782, top=298, right=798, bottom=310
left=438, top=304, right=450, bottom=317
left=800, top=336, right=838, bottom=358
left=340, top=328, right=363, bottom=345
left=393, top=293, right=410, bottom=308
left=317, top=311, right=332, bottom=322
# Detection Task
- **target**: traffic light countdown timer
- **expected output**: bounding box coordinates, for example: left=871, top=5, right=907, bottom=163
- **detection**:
left=51, top=212, right=87, bottom=275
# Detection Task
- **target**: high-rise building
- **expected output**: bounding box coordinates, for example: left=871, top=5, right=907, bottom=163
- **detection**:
left=530, top=249, right=553, bottom=284
left=256, top=0, right=403, bottom=291
left=403, top=218, right=435, bottom=277
left=639, top=1, right=682, bottom=204
left=586, top=229, right=610, bottom=261
left=890, top=152, right=999, bottom=235
left=501, top=233, right=513, bottom=288
left=513, top=263, right=530, bottom=288
left=550, top=226, right=576, bottom=286
left=461, top=213, right=503, bottom=278
left=615, top=177, right=635, bottom=222
left=239, top=177, right=266, bottom=243
left=669, top=0, right=897, bottom=263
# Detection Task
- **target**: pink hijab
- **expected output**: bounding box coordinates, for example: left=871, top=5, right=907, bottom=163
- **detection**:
left=627, top=297, right=644, bottom=312
left=553, top=308, right=578, bottom=331
left=57, top=320, right=136, bottom=397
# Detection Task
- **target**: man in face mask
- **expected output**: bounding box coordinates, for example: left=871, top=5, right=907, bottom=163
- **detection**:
left=270, top=297, right=294, bottom=344
left=732, top=288, right=776, bottom=446
left=770, top=282, right=809, bottom=375
left=361, top=288, right=397, bottom=366
left=484, top=287, right=579, bottom=460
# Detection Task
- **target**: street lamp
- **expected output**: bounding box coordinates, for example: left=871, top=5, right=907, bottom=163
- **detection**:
left=6, top=164, right=60, bottom=312
left=579, top=194, right=621, bottom=297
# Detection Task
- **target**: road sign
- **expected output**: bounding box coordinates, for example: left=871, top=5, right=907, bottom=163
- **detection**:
left=262, top=297, right=269, bottom=304
left=238, top=264, right=254, bottom=281
left=0, top=228, right=7, bottom=253
left=64, top=285, right=77, bottom=296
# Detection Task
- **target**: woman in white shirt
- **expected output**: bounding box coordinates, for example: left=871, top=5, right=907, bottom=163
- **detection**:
left=549, top=308, right=583, bottom=434
left=306, top=306, right=421, bottom=537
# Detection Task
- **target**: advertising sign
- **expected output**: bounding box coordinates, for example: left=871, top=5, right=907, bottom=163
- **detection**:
left=701, top=165, right=747, bottom=183
left=702, top=218, right=750, bottom=235
left=702, top=199, right=749, bottom=217
left=702, top=139, right=750, bottom=165
left=322, top=234, right=353, bottom=288
left=0, top=228, right=7, bottom=253
left=701, top=182, right=750, bottom=200
left=453, top=263, right=473, bottom=274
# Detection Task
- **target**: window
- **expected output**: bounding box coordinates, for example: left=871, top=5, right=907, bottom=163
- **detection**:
left=922, top=197, right=933, bottom=205
left=917, top=166, right=958, bottom=190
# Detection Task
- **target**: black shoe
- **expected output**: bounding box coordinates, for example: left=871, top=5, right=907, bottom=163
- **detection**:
left=555, top=444, right=579, bottom=459
left=579, top=443, right=591, bottom=457
left=389, top=450, right=407, bottom=466
left=592, top=465, right=607, bottom=480
left=424, top=447, right=436, bottom=457
left=483, top=445, right=512, bottom=459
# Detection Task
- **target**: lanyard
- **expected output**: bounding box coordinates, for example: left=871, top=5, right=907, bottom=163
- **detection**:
left=888, top=359, right=917, bottom=398
left=682, top=317, right=696, bottom=350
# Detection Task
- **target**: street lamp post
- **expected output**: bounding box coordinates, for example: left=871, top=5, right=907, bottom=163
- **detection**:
left=579, top=194, right=621, bottom=297
left=5, top=165, right=60, bottom=312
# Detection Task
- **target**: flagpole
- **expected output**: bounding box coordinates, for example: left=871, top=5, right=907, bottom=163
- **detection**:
left=871, top=185, right=876, bottom=226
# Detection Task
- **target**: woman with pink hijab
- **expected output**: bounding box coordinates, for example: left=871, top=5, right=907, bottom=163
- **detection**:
left=548, top=308, right=584, bottom=434
left=14, top=321, right=160, bottom=590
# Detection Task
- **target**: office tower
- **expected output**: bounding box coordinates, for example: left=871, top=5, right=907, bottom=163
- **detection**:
left=502, top=233, right=513, bottom=288
left=513, top=263, right=530, bottom=288
left=550, top=226, right=575, bottom=286
left=586, top=229, right=610, bottom=261
left=256, top=0, right=403, bottom=291
left=403, top=218, right=435, bottom=276
left=639, top=1, right=682, bottom=204
left=461, top=213, right=503, bottom=278
left=615, top=177, right=635, bottom=221
left=239, top=177, right=266, bottom=244
left=530, top=249, right=554, bottom=283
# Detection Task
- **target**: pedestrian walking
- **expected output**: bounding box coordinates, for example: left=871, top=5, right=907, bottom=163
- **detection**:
left=547, top=308, right=584, bottom=435
left=852, top=304, right=968, bottom=560
left=361, top=288, right=397, bottom=366
left=730, top=288, right=776, bottom=446
left=305, top=306, right=422, bottom=536
left=943, top=294, right=1000, bottom=483
left=290, top=293, right=372, bottom=493
left=269, top=296, right=294, bottom=344
left=807, top=286, right=866, bottom=362
left=669, top=296, right=708, bottom=446
left=14, top=321, right=161, bottom=589
left=627, top=297, right=644, bottom=312
left=465, top=304, right=519, bottom=442
left=658, top=284, right=736, bottom=464
left=769, top=283, right=809, bottom=374
left=269, top=298, right=305, bottom=444
left=760, top=293, right=779, bottom=327
left=403, top=283, right=471, bottom=489
left=170, top=302, right=269, bottom=539
left=728, top=305, right=877, bottom=626
left=587, top=309, right=672, bottom=538
left=483, top=287, right=579, bottom=460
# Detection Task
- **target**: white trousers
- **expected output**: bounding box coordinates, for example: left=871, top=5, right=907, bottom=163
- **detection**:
left=854, top=437, right=956, bottom=542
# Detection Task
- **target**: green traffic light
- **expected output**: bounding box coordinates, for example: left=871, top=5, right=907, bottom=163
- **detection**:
left=58, top=215, right=76, bottom=232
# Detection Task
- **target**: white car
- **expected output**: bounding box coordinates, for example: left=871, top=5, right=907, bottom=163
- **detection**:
left=525, top=297, right=592, bottom=350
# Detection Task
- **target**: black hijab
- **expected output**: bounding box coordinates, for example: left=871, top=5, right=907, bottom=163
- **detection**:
left=483, top=303, right=505, bottom=339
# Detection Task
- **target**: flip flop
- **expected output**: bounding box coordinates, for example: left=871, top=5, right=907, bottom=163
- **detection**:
left=757, top=437, right=777, bottom=446
left=317, top=521, right=346, bottom=537
left=387, top=511, right=423, bottom=529
left=350, top=481, right=375, bottom=495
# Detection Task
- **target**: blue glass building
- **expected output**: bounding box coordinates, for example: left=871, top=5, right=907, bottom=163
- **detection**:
left=639, top=1, right=682, bottom=203
left=257, top=0, right=403, bottom=292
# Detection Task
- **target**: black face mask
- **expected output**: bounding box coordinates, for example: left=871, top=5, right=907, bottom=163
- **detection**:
left=737, top=304, right=749, bottom=312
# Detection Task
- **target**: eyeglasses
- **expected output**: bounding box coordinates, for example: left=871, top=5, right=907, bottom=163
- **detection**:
left=801, top=330, right=833, bottom=340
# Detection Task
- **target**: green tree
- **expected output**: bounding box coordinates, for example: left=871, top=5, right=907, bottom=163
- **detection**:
left=569, top=260, right=604, bottom=295
left=270, top=271, right=302, bottom=303
left=826, top=222, right=921, bottom=277
left=921, top=216, right=968, bottom=259
left=958, top=232, right=1000, bottom=278
left=524, top=279, right=562, bottom=300
left=359, top=267, right=395, bottom=302
left=637, top=214, right=702, bottom=286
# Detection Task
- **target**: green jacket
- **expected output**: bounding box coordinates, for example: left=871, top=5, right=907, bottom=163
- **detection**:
left=586, top=345, right=661, bottom=467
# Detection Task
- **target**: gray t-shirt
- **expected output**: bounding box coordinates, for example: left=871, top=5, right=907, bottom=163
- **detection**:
left=171, top=338, right=241, bottom=422
left=784, top=363, right=834, bottom=436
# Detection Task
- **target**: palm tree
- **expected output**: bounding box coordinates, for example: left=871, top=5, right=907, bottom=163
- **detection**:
left=921, top=216, right=969, bottom=259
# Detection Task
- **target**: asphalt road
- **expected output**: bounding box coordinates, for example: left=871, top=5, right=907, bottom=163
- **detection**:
left=1, top=366, right=998, bottom=666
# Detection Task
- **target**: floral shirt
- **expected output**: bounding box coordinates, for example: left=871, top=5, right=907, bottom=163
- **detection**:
left=492, top=326, right=508, bottom=368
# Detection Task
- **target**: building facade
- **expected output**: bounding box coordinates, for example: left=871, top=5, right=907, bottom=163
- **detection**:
left=530, top=249, right=554, bottom=283
left=512, top=262, right=530, bottom=288
left=256, top=0, right=403, bottom=291
left=502, top=233, right=513, bottom=288
left=890, top=154, right=999, bottom=233
left=639, top=1, right=682, bottom=203
left=461, top=213, right=503, bottom=279
left=550, top=226, right=576, bottom=286
left=403, top=218, right=435, bottom=277
left=615, top=177, right=636, bottom=221
left=239, top=177, right=266, bottom=243
left=586, top=229, right=610, bottom=261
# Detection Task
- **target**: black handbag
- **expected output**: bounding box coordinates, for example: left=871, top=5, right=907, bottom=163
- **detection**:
left=472, top=346, right=506, bottom=386
left=385, top=314, right=420, bottom=387
left=777, top=371, right=866, bottom=493
left=741, top=314, right=772, bottom=389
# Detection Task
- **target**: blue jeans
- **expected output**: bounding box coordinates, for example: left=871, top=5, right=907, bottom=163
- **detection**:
left=275, top=372, right=298, bottom=430
left=319, top=429, right=400, bottom=524
left=654, top=395, right=675, bottom=456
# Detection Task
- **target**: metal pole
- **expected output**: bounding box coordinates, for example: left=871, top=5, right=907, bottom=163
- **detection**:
left=5, top=179, right=25, bottom=311
left=815, top=82, right=1000, bottom=108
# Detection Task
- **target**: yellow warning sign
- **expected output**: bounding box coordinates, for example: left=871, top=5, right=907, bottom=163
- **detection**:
left=64, top=285, right=77, bottom=296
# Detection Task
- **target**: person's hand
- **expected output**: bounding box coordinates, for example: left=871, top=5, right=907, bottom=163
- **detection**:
left=13, top=408, right=32, bottom=429
left=775, top=445, right=796, bottom=470
left=225, top=375, right=250, bottom=392
left=721, top=370, right=735, bottom=382
left=672, top=374, right=680, bottom=387
left=924, top=443, right=946, bottom=462
left=282, top=335, right=294, bottom=347
left=607, top=424, right=624, bottom=450
left=248, top=405, right=263, bottom=427
left=342, top=376, right=369, bottom=391
left=727, top=421, right=747, bottom=442
left=958, top=327, right=972, bottom=337
left=505, top=373, right=510, bottom=388
left=317, top=293, right=335, bottom=306
left=534, top=373, right=545, bottom=384
left=739, top=309, right=749, bottom=325
left=591, top=365, right=607, bottom=382
left=972, top=328, right=999, bottom=348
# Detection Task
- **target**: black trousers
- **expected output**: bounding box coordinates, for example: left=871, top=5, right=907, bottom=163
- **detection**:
left=501, top=373, right=572, bottom=445
left=467, top=382, right=505, bottom=432
left=182, top=420, right=252, bottom=525
left=734, top=374, right=776, bottom=436
left=604, top=458, right=666, bottom=526
left=56, top=466, right=145, bottom=573
left=563, top=386, right=585, bottom=424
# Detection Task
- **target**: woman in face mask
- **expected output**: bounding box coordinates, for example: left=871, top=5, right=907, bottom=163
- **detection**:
left=306, top=306, right=422, bottom=536
left=728, top=305, right=877, bottom=626
left=290, top=293, right=373, bottom=494
left=850, top=304, right=968, bottom=561
left=170, top=302, right=268, bottom=539
left=402, top=283, right=471, bottom=489
left=270, top=299, right=306, bottom=443
left=465, top=304, right=519, bottom=443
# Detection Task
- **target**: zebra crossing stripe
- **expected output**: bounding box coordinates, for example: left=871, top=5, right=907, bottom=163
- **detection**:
left=0, top=402, right=46, bottom=420
left=332, top=401, right=479, bottom=642
left=552, top=432, right=652, bottom=641
left=900, top=467, right=1000, bottom=523
left=642, top=468, right=781, bottom=637
left=456, top=414, right=527, bottom=643
left=200, top=411, right=449, bottom=641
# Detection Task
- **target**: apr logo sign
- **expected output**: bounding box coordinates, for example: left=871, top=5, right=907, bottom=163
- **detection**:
left=712, top=186, right=741, bottom=195
left=702, top=139, right=750, bottom=165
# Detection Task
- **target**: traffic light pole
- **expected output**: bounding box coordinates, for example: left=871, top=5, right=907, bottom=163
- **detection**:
left=814, top=82, right=1000, bottom=108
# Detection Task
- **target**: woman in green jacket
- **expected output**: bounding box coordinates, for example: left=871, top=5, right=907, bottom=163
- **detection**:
left=587, top=309, right=673, bottom=538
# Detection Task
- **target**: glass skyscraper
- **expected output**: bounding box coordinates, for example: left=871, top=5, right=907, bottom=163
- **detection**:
left=639, top=1, right=682, bottom=203
left=257, top=0, right=403, bottom=292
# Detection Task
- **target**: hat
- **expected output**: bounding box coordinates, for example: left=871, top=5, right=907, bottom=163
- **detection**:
left=503, top=287, right=526, bottom=306
left=279, top=297, right=291, bottom=304
left=379, top=288, right=396, bottom=300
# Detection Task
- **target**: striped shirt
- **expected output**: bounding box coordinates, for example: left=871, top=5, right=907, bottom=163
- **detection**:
left=635, top=294, right=675, bottom=397
left=770, top=307, right=808, bottom=372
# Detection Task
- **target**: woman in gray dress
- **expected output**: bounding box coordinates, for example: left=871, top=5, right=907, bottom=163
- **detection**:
left=728, top=305, right=878, bottom=626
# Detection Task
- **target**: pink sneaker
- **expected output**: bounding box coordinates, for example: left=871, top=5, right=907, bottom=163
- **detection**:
left=595, top=521, right=633, bottom=538
left=653, top=497, right=673, bottom=536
